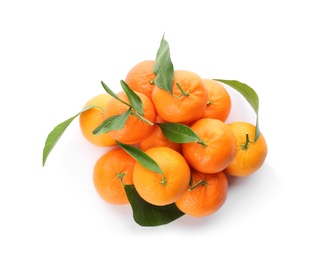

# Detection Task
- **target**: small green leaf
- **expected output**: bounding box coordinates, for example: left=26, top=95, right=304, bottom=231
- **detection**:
left=116, top=141, right=163, bottom=174
left=153, top=34, right=174, bottom=95
left=101, top=81, right=130, bottom=108
left=120, top=80, right=143, bottom=115
left=92, top=109, right=131, bottom=135
left=214, top=79, right=260, bottom=140
left=158, top=122, right=201, bottom=143
left=42, top=105, right=95, bottom=167
left=124, top=185, right=185, bottom=227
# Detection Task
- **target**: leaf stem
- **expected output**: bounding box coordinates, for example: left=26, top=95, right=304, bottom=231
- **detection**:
left=189, top=179, right=207, bottom=191
left=89, top=105, right=104, bottom=114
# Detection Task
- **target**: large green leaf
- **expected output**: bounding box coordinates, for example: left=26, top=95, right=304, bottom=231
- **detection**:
left=120, top=80, right=143, bottom=115
left=124, top=185, right=185, bottom=227
left=42, top=105, right=95, bottom=167
left=92, top=109, right=131, bottom=135
left=214, top=79, right=260, bottom=140
left=158, top=122, right=201, bottom=143
left=116, top=141, right=163, bottom=174
left=153, top=34, right=174, bottom=94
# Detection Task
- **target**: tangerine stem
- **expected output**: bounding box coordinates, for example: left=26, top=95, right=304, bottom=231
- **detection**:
left=196, top=139, right=207, bottom=148
left=172, top=82, right=189, bottom=98
left=241, top=132, right=255, bottom=150
left=117, top=171, right=127, bottom=186
left=160, top=176, right=167, bottom=186
left=189, top=179, right=207, bottom=191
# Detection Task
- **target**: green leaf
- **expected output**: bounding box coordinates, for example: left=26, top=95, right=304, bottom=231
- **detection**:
left=124, top=185, right=185, bottom=227
left=92, top=109, right=131, bottom=135
left=214, top=79, right=260, bottom=140
left=153, top=34, right=174, bottom=94
left=101, top=81, right=130, bottom=108
left=42, top=105, right=95, bottom=167
left=120, top=80, right=143, bottom=115
left=158, top=122, right=201, bottom=143
left=116, top=141, right=163, bottom=174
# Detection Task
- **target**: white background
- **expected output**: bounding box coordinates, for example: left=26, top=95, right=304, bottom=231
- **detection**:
left=1, top=0, right=323, bottom=259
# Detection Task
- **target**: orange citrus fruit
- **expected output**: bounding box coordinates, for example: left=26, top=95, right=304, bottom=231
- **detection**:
left=224, top=121, right=268, bottom=177
left=103, top=91, right=156, bottom=144
left=79, top=93, right=116, bottom=147
left=124, top=60, right=156, bottom=101
left=151, top=70, right=208, bottom=124
left=200, top=79, right=232, bottom=122
left=93, top=148, right=135, bottom=205
left=138, top=116, right=182, bottom=153
left=182, top=118, right=237, bottom=174
left=176, top=169, right=228, bottom=217
left=132, top=147, right=191, bottom=206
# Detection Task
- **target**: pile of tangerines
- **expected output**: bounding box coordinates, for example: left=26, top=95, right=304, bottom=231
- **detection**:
left=43, top=36, right=268, bottom=226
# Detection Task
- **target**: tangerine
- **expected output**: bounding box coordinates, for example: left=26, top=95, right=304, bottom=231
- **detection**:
left=182, top=118, right=237, bottom=173
left=224, top=121, right=268, bottom=177
left=200, top=79, right=231, bottom=122
left=125, top=60, right=156, bottom=101
left=93, top=148, right=135, bottom=205
left=176, top=169, right=228, bottom=217
left=79, top=94, right=116, bottom=147
left=132, top=147, right=191, bottom=206
left=151, top=70, right=208, bottom=124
